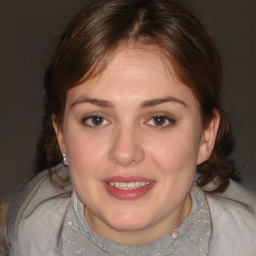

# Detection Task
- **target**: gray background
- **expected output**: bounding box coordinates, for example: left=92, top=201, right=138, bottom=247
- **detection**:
left=1, top=0, right=255, bottom=200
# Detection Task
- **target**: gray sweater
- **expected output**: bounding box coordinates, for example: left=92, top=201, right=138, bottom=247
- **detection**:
left=8, top=165, right=256, bottom=256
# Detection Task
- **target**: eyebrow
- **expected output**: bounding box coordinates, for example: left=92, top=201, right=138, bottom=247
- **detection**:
left=71, top=96, right=187, bottom=108
left=71, top=98, right=114, bottom=108
left=141, top=97, right=187, bottom=108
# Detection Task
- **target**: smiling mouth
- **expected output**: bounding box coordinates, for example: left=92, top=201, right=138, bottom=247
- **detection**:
left=104, top=177, right=155, bottom=200
left=108, top=181, right=152, bottom=190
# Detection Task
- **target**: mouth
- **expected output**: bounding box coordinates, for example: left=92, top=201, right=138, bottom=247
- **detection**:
left=103, top=176, right=155, bottom=200
left=108, top=181, right=152, bottom=190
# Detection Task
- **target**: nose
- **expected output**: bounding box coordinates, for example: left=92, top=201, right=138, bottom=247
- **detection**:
left=109, top=126, right=145, bottom=167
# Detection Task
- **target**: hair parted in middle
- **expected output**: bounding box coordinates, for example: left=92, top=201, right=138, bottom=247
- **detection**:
left=37, top=0, right=236, bottom=193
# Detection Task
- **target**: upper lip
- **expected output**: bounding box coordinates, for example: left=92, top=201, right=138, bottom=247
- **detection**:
left=104, top=176, right=155, bottom=183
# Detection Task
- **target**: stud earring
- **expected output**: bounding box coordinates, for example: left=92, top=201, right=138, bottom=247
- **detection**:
left=63, top=153, right=68, bottom=165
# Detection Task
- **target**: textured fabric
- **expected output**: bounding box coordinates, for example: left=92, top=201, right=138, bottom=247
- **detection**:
left=8, top=164, right=256, bottom=256
left=207, top=184, right=256, bottom=256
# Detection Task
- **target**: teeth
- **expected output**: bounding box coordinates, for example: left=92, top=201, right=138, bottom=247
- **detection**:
left=109, top=181, right=151, bottom=190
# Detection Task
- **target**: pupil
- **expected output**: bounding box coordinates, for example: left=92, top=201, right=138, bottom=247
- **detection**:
left=154, top=116, right=165, bottom=125
left=92, top=116, right=103, bottom=125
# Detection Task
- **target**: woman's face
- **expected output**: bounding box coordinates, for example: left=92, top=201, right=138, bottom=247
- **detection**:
left=54, top=46, right=217, bottom=245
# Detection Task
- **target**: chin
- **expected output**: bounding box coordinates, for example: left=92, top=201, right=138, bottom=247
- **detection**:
left=105, top=210, right=152, bottom=231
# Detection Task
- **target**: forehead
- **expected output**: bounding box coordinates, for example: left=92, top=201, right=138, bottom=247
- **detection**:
left=106, top=44, right=178, bottom=82
left=66, top=45, right=198, bottom=109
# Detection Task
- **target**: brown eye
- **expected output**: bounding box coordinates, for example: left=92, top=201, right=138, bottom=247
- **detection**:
left=147, top=115, right=175, bottom=128
left=153, top=116, right=167, bottom=126
left=83, top=115, right=109, bottom=127
left=91, top=115, right=104, bottom=126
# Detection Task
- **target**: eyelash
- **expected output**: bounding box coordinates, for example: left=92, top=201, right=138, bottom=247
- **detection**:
left=82, top=115, right=110, bottom=127
left=81, top=114, right=176, bottom=129
left=146, top=115, right=176, bottom=129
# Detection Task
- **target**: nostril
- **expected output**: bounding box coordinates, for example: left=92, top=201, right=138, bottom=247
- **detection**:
left=110, top=152, right=138, bottom=167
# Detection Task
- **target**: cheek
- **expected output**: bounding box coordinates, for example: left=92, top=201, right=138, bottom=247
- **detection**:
left=64, top=131, right=110, bottom=203
left=64, top=129, right=108, bottom=174
left=147, top=129, right=201, bottom=175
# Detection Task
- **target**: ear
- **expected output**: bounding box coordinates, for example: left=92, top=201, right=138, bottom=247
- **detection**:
left=52, top=115, right=68, bottom=165
left=197, top=110, right=220, bottom=165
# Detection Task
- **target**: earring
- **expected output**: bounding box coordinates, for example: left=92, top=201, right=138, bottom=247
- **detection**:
left=63, top=153, right=68, bottom=165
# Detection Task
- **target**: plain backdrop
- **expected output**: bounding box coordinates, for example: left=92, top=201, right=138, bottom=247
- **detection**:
left=0, top=0, right=256, bottom=200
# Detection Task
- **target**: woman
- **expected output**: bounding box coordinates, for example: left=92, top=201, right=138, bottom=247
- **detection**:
left=8, top=0, right=256, bottom=255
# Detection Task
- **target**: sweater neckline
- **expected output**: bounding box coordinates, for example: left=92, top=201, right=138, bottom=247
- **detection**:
left=61, top=184, right=211, bottom=255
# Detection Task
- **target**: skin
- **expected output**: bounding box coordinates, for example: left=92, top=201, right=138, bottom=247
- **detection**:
left=53, top=45, right=219, bottom=245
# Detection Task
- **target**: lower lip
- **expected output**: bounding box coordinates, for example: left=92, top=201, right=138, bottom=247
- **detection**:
left=104, top=183, right=154, bottom=200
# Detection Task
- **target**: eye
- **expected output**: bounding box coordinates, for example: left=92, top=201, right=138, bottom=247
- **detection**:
left=147, top=115, right=175, bottom=128
left=82, top=115, right=109, bottom=127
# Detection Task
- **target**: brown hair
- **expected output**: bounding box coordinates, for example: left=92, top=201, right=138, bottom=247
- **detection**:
left=37, top=0, right=237, bottom=193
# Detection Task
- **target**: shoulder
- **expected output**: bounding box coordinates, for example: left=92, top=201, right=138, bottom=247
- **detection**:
left=206, top=180, right=256, bottom=256
left=8, top=164, right=72, bottom=256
